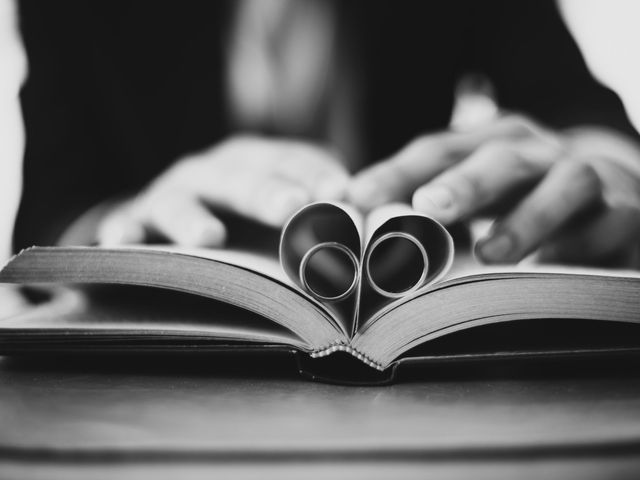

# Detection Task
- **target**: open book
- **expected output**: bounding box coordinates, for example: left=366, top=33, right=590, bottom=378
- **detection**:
left=2, top=202, right=640, bottom=384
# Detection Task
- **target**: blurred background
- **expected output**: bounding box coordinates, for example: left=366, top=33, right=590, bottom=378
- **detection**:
left=1, top=0, right=639, bottom=262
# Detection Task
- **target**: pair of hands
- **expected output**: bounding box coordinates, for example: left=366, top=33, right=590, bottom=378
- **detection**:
left=97, top=116, right=640, bottom=266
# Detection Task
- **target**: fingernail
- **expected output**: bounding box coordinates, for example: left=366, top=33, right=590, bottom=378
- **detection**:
left=315, top=176, right=347, bottom=200
left=476, top=231, right=515, bottom=263
left=413, top=185, right=456, bottom=221
left=186, top=222, right=226, bottom=247
left=98, top=222, right=145, bottom=246
left=415, top=185, right=454, bottom=209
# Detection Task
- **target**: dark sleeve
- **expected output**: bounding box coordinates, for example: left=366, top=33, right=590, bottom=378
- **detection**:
left=14, top=1, right=232, bottom=251
left=468, top=0, right=638, bottom=137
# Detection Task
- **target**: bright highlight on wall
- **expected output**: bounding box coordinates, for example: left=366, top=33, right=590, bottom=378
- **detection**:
left=560, top=0, right=640, bottom=131
left=0, top=0, right=26, bottom=261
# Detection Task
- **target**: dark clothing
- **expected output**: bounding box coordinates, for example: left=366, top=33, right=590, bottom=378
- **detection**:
left=14, top=0, right=638, bottom=250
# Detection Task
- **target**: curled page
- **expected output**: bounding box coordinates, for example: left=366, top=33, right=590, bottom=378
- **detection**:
left=363, top=203, right=453, bottom=298
left=280, top=202, right=363, bottom=335
left=280, top=202, right=454, bottom=335
left=280, top=202, right=362, bottom=300
left=358, top=204, right=454, bottom=322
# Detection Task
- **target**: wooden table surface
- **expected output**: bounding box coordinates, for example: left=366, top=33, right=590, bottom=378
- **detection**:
left=1, top=352, right=640, bottom=479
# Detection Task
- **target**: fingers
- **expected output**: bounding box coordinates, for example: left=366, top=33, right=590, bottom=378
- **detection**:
left=98, top=137, right=347, bottom=248
left=146, top=194, right=228, bottom=247
left=218, top=137, right=349, bottom=201
left=186, top=139, right=345, bottom=227
left=243, top=176, right=312, bottom=226
left=411, top=139, right=555, bottom=224
left=97, top=204, right=146, bottom=246
left=98, top=195, right=228, bottom=248
left=476, top=159, right=603, bottom=263
left=273, top=142, right=349, bottom=200
left=348, top=134, right=458, bottom=209
left=197, top=173, right=312, bottom=227
left=348, top=115, right=555, bottom=211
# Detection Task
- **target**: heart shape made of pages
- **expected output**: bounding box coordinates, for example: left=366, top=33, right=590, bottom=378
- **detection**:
left=280, top=202, right=454, bottom=315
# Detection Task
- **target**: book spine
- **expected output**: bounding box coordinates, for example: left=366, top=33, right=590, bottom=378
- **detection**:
left=310, top=343, right=385, bottom=371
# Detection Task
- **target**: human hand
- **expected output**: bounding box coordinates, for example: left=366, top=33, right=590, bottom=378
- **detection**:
left=97, top=136, right=348, bottom=247
left=348, top=115, right=640, bottom=266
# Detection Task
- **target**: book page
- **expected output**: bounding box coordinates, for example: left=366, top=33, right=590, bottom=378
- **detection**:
left=362, top=203, right=454, bottom=294
left=131, top=245, right=289, bottom=284
left=353, top=269, right=640, bottom=369
left=445, top=249, right=640, bottom=282
left=0, top=286, right=307, bottom=349
left=364, top=203, right=416, bottom=242
left=280, top=202, right=364, bottom=335
left=0, top=246, right=344, bottom=349
left=280, top=201, right=364, bottom=295
left=279, top=202, right=455, bottom=334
